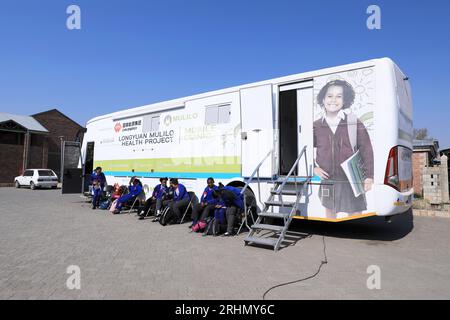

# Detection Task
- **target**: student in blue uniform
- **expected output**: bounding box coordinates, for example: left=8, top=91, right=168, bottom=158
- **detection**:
left=152, top=184, right=175, bottom=222
left=168, top=178, right=190, bottom=223
left=212, top=183, right=244, bottom=236
left=91, top=167, right=106, bottom=209
left=210, top=199, right=227, bottom=235
left=113, top=177, right=143, bottom=214
left=191, top=177, right=218, bottom=231
left=138, top=177, right=168, bottom=219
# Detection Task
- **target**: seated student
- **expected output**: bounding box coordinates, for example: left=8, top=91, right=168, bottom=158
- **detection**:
left=190, top=177, right=218, bottom=231
left=152, top=185, right=174, bottom=222
left=111, top=183, right=123, bottom=200
left=212, top=183, right=244, bottom=236
left=129, top=176, right=143, bottom=188
left=209, top=199, right=227, bottom=235
left=168, top=178, right=190, bottom=223
left=113, top=178, right=143, bottom=214
left=90, top=167, right=106, bottom=209
left=138, top=177, right=168, bottom=220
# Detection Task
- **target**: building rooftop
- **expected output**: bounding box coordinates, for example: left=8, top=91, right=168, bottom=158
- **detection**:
left=413, top=139, right=440, bottom=163
left=0, top=112, right=49, bottom=133
left=413, top=139, right=439, bottom=149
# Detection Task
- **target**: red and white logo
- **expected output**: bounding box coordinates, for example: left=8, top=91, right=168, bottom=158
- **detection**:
left=114, top=122, right=122, bottom=133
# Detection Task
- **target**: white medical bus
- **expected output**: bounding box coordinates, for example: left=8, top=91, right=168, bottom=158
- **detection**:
left=81, top=57, right=413, bottom=239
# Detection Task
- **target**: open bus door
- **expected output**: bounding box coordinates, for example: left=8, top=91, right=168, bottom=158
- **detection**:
left=279, top=81, right=314, bottom=176
left=240, top=84, right=274, bottom=178
left=61, top=141, right=83, bottom=194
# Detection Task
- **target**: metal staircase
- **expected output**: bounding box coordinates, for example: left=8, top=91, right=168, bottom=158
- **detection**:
left=242, top=146, right=311, bottom=251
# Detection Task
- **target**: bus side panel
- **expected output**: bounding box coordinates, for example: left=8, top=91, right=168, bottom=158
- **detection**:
left=299, top=65, right=379, bottom=221
left=91, top=92, right=242, bottom=183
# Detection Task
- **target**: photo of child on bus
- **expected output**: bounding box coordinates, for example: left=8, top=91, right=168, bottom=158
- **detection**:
left=313, top=79, right=374, bottom=218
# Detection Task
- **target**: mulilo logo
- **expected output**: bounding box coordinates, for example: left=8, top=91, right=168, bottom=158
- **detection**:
left=164, top=113, right=198, bottom=126
left=114, top=122, right=123, bottom=133
left=164, top=115, right=172, bottom=127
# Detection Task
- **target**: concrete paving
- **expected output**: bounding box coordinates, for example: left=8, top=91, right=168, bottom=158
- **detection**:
left=0, top=187, right=449, bottom=300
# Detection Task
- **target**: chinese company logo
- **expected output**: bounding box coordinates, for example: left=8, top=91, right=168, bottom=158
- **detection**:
left=114, top=122, right=123, bottom=133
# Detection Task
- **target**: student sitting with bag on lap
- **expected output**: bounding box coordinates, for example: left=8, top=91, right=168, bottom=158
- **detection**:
left=191, top=177, right=218, bottom=232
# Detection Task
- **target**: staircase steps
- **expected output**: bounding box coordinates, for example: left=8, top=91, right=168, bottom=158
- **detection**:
left=251, top=223, right=284, bottom=232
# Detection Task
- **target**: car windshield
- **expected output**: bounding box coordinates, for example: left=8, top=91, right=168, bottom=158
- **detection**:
left=38, top=170, right=55, bottom=177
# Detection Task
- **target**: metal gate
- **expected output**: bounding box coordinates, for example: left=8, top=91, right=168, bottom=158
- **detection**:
left=61, top=141, right=83, bottom=194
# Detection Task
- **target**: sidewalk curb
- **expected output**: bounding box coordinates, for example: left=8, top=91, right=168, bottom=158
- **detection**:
left=413, top=209, right=450, bottom=218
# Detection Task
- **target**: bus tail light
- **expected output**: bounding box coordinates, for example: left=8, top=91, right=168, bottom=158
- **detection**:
left=385, top=146, right=400, bottom=191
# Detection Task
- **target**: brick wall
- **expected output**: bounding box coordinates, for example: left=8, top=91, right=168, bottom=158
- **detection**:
left=413, top=152, right=427, bottom=196
left=32, top=109, right=85, bottom=177
left=423, top=167, right=442, bottom=204
left=28, top=134, right=48, bottom=169
left=0, top=144, right=24, bottom=186
left=28, top=145, right=47, bottom=169
left=413, top=149, right=450, bottom=204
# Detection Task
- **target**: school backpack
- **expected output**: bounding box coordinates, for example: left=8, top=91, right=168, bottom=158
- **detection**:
left=158, top=207, right=175, bottom=226
left=203, top=217, right=226, bottom=236
left=99, top=200, right=111, bottom=210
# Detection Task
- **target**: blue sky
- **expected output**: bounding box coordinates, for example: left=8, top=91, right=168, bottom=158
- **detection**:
left=0, top=0, right=449, bottom=147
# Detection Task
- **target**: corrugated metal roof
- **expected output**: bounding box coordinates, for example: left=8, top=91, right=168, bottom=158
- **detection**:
left=0, top=112, right=49, bottom=133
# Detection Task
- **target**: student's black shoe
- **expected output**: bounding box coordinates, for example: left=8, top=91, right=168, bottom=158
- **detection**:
left=139, top=216, right=145, bottom=220
left=92, top=206, right=96, bottom=210
left=152, top=217, right=159, bottom=222
left=223, top=232, right=234, bottom=237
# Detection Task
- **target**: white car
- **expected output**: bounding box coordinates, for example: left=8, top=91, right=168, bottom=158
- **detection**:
left=14, top=169, right=59, bottom=190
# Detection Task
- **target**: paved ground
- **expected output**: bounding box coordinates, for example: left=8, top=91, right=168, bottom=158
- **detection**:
left=1, top=187, right=449, bottom=300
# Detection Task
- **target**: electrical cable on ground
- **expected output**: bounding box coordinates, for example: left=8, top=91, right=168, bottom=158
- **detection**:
left=262, top=235, right=328, bottom=300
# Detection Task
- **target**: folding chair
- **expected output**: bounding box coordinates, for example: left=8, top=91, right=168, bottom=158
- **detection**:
left=141, top=200, right=154, bottom=219
left=180, top=191, right=197, bottom=224
left=141, top=197, right=163, bottom=219
left=128, top=193, right=146, bottom=214
left=236, top=206, right=256, bottom=235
